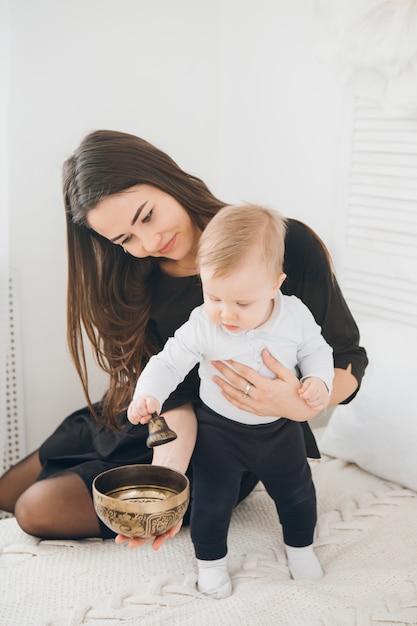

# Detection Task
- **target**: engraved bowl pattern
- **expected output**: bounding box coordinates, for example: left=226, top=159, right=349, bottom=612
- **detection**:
left=92, top=465, right=190, bottom=538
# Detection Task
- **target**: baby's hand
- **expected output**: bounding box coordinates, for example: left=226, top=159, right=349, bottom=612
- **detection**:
left=298, top=377, right=329, bottom=412
left=127, top=396, right=161, bottom=425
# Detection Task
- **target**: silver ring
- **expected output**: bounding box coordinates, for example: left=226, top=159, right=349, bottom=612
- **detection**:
left=242, top=382, right=251, bottom=398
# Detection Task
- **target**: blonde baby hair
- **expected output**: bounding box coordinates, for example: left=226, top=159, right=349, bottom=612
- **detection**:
left=197, top=203, right=287, bottom=279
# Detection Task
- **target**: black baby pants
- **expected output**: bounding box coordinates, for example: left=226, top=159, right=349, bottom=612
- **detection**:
left=190, top=404, right=317, bottom=561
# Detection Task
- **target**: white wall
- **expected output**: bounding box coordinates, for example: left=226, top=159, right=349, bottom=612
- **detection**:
left=7, top=0, right=348, bottom=451
left=1, top=0, right=11, bottom=458
left=216, top=1, right=347, bottom=243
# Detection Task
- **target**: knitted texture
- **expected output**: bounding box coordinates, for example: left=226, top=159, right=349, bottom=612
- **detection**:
left=1, top=456, right=416, bottom=626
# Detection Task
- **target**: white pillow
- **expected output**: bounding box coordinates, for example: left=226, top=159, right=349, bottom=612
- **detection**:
left=320, top=317, right=417, bottom=492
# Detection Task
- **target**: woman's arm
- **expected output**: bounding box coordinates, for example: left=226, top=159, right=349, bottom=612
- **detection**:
left=212, top=353, right=316, bottom=421
left=212, top=352, right=358, bottom=421
left=330, top=365, right=357, bottom=406
left=282, top=220, right=368, bottom=397
left=259, top=354, right=359, bottom=412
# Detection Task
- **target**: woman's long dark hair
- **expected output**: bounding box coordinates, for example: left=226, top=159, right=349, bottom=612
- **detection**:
left=63, top=130, right=225, bottom=429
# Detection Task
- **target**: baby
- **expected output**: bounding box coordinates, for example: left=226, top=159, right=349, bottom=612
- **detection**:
left=128, top=204, right=333, bottom=598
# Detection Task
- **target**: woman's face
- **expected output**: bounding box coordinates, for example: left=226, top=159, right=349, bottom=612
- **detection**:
left=87, top=184, right=201, bottom=260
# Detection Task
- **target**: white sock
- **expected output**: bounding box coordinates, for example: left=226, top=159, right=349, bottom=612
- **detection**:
left=285, top=544, right=324, bottom=581
left=197, top=556, right=232, bottom=599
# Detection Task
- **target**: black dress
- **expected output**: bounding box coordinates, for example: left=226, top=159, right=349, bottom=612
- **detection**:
left=38, top=219, right=368, bottom=536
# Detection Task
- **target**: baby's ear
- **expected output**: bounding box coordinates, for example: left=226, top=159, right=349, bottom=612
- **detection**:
left=273, top=272, right=286, bottom=295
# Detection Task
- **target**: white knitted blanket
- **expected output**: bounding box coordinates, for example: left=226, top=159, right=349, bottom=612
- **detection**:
left=1, top=455, right=416, bottom=626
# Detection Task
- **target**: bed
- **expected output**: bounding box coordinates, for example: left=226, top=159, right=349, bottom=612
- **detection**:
left=1, top=319, right=416, bottom=625
left=1, top=453, right=416, bottom=626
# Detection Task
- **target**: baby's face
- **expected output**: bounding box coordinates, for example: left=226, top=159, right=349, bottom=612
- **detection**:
left=200, top=259, right=285, bottom=334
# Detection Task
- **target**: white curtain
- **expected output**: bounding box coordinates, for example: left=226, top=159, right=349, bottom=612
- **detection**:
left=0, top=0, right=10, bottom=469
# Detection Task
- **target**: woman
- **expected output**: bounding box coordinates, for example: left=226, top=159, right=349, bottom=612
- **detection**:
left=0, top=130, right=368, bottom=546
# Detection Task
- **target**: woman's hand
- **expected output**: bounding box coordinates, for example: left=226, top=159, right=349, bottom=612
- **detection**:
left=212, top=349, right=318, bottom=421
left=115, top=519, right=183, bottom=551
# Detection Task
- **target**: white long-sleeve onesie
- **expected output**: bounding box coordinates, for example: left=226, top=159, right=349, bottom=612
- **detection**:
left=134, top=291, right=334, bottom=424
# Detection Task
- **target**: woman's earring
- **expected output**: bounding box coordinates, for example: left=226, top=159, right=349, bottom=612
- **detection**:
left=122, top=246, right=127, bottom=254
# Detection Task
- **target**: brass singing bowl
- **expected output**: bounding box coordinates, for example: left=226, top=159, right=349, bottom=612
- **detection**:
left=92, top=464, right=190, bottom=538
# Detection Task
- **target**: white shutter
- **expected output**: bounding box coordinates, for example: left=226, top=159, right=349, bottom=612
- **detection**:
left=0, top=274, right=26, bottom=518
left=340, top=99, right=417, bottom=327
